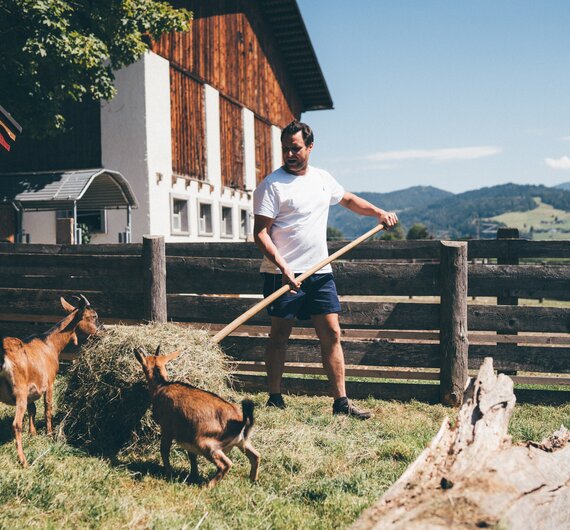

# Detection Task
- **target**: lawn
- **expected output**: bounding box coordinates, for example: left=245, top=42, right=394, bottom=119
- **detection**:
left=1, top=387, right=568, bottom=529
left=488, top=197, right=570, bottom=240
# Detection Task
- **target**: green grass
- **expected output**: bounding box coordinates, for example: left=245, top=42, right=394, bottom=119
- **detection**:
left=0, top=387, right=568, bottom=529
left=487, top=197, right=570, bottom=240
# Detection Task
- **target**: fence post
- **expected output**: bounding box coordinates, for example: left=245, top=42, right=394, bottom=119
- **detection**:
left=439, top=241, right=468, bottom=407
left=497, top=227, right=519, bottom=375
left=142, top=235, right=167, bottom=322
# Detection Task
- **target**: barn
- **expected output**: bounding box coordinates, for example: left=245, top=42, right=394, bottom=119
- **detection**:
left=0, top=0, right=332, bottom=244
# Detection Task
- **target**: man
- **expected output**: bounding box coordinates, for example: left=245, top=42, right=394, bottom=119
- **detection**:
left=253, top=120, right=398, bottom=419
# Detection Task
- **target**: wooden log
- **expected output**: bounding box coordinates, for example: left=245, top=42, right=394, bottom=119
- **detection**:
left=167, top=257, right=440, bottom=295
left=222, top=336, right=441, bottom=368
left=468, top=264, right=570, bottom=300
left=351, top=358, right=570, bottom=530
left=142, top=236, right=167, bottom=322
left=439, top=241, right=468, bottom=406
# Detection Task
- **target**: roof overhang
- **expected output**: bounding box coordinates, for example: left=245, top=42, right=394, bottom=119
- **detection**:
left=259, top=0, right=333, bottom=112
left=0, top=168, right=138, bottom=211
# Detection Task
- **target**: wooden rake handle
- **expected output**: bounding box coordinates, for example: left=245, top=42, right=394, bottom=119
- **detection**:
left=211, top=223, right=385, bottom=343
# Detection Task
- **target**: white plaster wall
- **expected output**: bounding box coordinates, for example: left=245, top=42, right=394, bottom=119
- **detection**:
left=271, top=125, right=282, bottom=171
left=204, top=84, right=222, bottom=190
left=22, top=211, right=55, bottom=243
left=243, top=108, right=256, bottom=192
left=100, top=51, right=171, bottom=243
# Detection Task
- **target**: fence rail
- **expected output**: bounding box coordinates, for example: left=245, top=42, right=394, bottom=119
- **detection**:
left=1, top=233, right=570, bottom=405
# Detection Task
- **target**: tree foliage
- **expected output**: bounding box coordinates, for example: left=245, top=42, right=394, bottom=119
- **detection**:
left=378, top=223, right=405, bottom=241
left=327, top=226, right=344, bottom=241
left=0, top=0, right=191, bottom=137
left=406, top=223, right=430, bottom=240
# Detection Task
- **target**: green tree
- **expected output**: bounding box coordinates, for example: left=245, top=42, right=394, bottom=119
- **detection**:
left=327, top=226, right=344, bottom=241
left=406, top=223, right=430, bottom=240
left=378, top=224, right=405, bottom=241
left=0, top=0, right=192, bottom=137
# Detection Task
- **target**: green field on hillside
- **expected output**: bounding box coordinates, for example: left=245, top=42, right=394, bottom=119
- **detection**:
left=488, top=198, right=570, bottom=240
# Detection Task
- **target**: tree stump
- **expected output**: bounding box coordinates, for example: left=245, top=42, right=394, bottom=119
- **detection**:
left=352, top=358, right=570, bottom=530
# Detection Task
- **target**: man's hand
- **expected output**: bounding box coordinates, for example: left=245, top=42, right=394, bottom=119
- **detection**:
left=376, top=209, right=399, bottom=228
left=281, top=267, right=301, bottom=293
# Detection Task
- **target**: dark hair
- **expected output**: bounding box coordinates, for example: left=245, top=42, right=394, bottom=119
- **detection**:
left=281, top=120, right=314, bottom=147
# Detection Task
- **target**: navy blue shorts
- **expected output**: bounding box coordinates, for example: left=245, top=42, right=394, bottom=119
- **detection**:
left=262, top=273, right=341, bottom=320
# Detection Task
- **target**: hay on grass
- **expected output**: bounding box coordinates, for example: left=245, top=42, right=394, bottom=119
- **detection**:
left=59, top=323, right=236, bottom=456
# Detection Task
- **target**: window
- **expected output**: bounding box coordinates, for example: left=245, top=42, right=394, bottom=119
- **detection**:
left=56, top=209, right=107, bottom=234
left=198, top=202, right=213, bottom=236
left=220, top=205, right=234, bottom=238
left=240, top=208, right=250, bottom=239
left=171, top=197, right=189, bottom=234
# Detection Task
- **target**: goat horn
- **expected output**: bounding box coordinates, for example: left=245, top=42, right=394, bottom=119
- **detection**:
left=155, top=345, right=161, bottom=357
left=79, top=294, right=91, bottom=307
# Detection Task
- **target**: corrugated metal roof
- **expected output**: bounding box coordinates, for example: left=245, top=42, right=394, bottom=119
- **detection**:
left=260, top=0, right=333, bottom=112
left=0, top=168, right=138, bottom=211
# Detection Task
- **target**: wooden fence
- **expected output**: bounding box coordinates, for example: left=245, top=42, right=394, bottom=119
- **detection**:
left=1, top=233, right=570, bottom=405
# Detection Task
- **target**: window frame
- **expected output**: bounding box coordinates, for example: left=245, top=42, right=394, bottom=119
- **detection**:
left=197, top=199, right=214, bottom=237
left=170, top=194, right=191, bottom=235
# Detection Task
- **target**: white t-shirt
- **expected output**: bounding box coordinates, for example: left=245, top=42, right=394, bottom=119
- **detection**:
left=253, top=165, right=345, bottom=274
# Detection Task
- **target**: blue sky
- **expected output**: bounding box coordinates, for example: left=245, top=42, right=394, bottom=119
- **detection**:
left=297, top=1, right=570, bottom=194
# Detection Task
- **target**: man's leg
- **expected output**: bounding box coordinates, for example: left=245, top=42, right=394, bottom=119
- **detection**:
left=312, top=313, right=345, bottom=398
left=265, top=316, right=294, bottom=406
left=312, top=313, right=372, bottom=420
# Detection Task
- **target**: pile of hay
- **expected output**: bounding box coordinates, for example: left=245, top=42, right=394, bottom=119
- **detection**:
left=59, top=323, right=236, bottom=456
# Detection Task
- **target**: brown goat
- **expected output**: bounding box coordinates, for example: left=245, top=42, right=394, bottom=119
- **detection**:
left=134, top=346, right=260, bottom=488
left=0, top=294, right=101, bottom=466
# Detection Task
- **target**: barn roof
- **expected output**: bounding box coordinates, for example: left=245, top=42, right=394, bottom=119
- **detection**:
left=0, top=168, right=138, bottom=211
left=260, top=0, right=333, bottom=112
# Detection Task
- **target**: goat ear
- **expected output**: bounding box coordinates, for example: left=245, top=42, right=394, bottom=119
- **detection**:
left=60, top=296, right=76, bottom=313
left=134, top=347, right=147, bottom=367
left=164, top=350, right=181, bottom=363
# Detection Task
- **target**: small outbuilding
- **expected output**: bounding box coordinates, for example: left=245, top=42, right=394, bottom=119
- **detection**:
left=0, top=169, right=138, bottom=243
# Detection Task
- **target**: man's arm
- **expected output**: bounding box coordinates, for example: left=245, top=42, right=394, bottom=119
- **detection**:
left=339, top=192, right=399, bottom=227
left=253, top=214, right=301, bottom=290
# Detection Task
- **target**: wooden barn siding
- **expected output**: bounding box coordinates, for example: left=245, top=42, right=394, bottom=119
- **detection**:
left=170, top=68, right=206, bottom=179
left=153, top=0, right=301, bottom=126
left=255, top=117, right=273, bottom=183
left=1, top=101, right=101, bottom=172
left=220, top=96, right=245, bottom=188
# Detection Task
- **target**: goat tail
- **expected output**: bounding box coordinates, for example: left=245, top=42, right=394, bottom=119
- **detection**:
left=241, top=399, right=255, bottom=438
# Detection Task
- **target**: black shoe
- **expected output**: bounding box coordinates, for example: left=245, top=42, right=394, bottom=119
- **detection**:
left=266, top=393, right=286, bottom=409
left=333, top=398, right=372, bottom=420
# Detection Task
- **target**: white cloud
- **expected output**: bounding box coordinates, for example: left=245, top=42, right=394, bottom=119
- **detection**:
left=366, top=146, right=502, bottom=163
left=562, top=136, right=570, bottom=141
left=545, top=156, right=570, bottom=170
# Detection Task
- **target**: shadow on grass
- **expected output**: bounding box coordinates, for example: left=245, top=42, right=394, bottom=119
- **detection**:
left=0, top=416, right=13, bottom=444
left=121, top=459, right=205, bottom=486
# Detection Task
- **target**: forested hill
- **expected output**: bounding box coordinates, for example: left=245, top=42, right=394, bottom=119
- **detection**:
left=328, top=186, right=452, bottom=238
left=328, top=183, right=570, bottom=239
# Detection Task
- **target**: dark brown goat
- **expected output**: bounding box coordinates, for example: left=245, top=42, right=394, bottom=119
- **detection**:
left=134, top=346, right=260, bottom=487
left=0, top=295, right=101, bottom=466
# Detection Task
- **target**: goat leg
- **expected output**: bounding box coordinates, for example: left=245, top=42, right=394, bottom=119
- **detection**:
left=27, top=402, right=37, bottom=436
left=44, top=386, right=53, bottom=435
left=204, top=449, right=232, bottom=488
left=243, top=443, right=260, bottom=482
left=13, top=394, right=28, bottom=467
left=188, top=452, right=200, bottom=483
left=160, top=434, right=173, bottom=475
